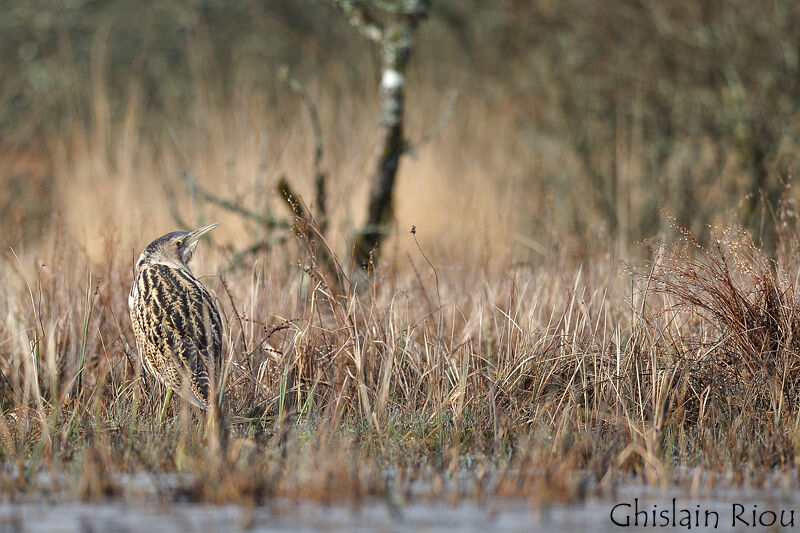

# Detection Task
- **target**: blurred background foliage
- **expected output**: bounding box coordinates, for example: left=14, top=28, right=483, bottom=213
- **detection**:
left=3, top=0, right=800, bottom=258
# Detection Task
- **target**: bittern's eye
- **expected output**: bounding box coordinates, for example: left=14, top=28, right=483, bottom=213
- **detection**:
left=176, top=239, right=184, bottom=247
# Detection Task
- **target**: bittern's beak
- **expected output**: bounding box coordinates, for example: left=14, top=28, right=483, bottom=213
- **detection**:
left=179, top=222, right=220, bottom=264
left=185, top=222, right=220, bottom=247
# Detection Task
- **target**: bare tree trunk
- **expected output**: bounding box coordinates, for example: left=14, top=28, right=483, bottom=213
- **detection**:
left=352, top=25, right=411, bottom=269
left=336, top=1, right=431, bottom=271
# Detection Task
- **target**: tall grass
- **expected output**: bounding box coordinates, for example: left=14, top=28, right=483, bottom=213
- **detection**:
left=4, top=198, right=800, bottom=505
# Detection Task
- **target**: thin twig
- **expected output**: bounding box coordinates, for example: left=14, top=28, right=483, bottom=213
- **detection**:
left=407, top=85, right=461, bottom=155
left=410, top=225, right=441, bottom=311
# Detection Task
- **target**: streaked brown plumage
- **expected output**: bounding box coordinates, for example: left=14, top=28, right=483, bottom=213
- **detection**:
left=129, top=223, right=222, bottom=410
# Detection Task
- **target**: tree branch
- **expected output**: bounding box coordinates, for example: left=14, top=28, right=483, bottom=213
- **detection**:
left=333, top=0, right=385, bottom=41
left=179, top=171, right=290, bottom=230
left=278, top=66, right=327, bottom=231
left=277, top=176, right=344, bottom=291
left=223, top=237, right=288, bottom=273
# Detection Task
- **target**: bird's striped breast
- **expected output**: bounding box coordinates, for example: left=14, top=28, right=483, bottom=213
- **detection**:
left=129, top=263, right=222, bottom=408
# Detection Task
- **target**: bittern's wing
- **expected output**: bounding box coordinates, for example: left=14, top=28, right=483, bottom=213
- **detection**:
left=130, top=264, right=222, bottom=408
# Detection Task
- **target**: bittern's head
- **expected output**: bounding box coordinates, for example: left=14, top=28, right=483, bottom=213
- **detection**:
left=135, top=223, right=220, bottom=271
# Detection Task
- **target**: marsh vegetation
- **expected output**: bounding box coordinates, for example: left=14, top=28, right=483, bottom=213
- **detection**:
left=3, top=1, right=800, bottom=527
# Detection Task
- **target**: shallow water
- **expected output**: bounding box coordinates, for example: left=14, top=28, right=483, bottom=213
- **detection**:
left=4, top=482, right=800, bottom=532
left=0, top=500, right=535, bottom=533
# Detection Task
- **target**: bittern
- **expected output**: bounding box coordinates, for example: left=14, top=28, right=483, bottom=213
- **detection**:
left=129, top=223, right=223, bottom=422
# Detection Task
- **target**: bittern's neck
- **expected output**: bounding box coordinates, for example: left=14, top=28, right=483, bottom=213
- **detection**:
left=140, top=260, right=193, bottom=275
